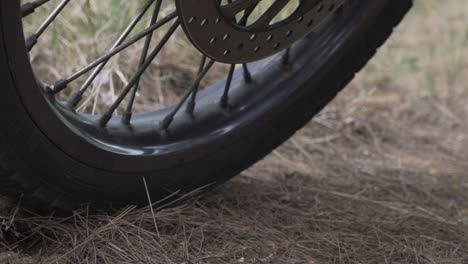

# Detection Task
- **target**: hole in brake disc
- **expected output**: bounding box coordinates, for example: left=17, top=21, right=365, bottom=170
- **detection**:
left=175, top=0, right=345, bottom=64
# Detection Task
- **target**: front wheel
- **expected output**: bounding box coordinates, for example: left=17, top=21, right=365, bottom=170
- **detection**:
left=0, top=0, right=412, bottom=212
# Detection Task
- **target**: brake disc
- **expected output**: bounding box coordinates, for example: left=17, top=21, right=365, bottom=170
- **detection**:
left=175, top=0, right=344, bottom=64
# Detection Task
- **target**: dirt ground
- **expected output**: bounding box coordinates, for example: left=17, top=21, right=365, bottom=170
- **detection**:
left=1, top=1, right=468, bottom=263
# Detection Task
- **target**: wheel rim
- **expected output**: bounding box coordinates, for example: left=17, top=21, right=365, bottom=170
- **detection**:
left=1, top=0, right=385, bottom=172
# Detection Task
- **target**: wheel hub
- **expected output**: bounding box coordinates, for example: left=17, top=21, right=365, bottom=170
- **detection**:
left=176, top=0, right=344, bottom=64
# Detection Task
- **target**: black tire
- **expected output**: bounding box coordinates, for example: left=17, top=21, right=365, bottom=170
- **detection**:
left=0, top=0, right=412, bottom=212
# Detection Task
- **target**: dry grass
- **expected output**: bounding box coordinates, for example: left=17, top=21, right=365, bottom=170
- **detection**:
left=1, top=0, right=468, bottom=263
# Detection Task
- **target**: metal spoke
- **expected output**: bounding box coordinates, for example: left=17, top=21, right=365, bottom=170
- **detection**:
left=282, top=47, right=291, bottom=65
left=185, top=55, right=207, bottom=115
left=50, top=11, right=177, bottom=95
left=26, top=0, right=70, bottom=51
left=161, top=59, right=215, bottom=130
left=220, top=64, right=236, bottom=108
left=98, top=20, right=181, bottom=128
left=122, top=0, right=164, bottom=125
left=67, top=0, right=157, bottom=109
left=242, top=64, right=252, bottom=83
left=11, top=0, right=354, bottom=170
left=237, top=6, right=255, bottom=85
left=22, top=0, right=52, bottom=17
left=23, top=0, right=315, bottom=131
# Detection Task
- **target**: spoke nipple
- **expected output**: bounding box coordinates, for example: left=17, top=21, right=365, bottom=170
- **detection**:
left=121, top=112, right=132, bottom=125
left=161, top=116, right=174, bottom=130
left=26, top=34, right=38, bottom=52
left=53, top=79, right=68, bottom=94
left=98, top=113, right=112, bottom=128
left=185, top=101, right=195, bottom=115
left=21, top=3, right=35, bottom=17
left=68, top=93, right=82, bottom=109
left=220, top=95, right=228, bottom=108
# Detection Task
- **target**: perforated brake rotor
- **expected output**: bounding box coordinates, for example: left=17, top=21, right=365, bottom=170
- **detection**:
left=175, top=0, right=345, bottom=64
